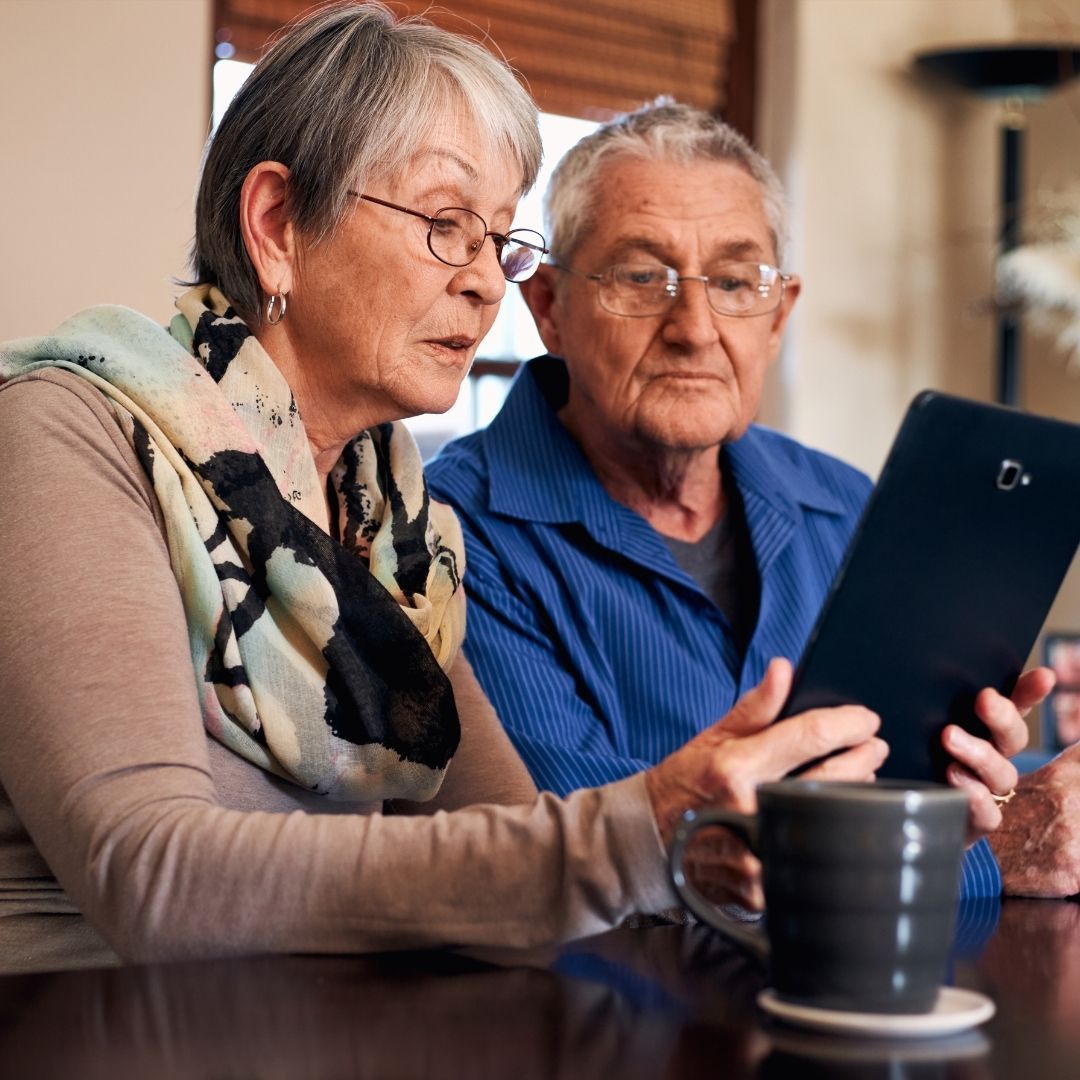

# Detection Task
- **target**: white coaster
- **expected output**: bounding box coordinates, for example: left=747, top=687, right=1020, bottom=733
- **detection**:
left=757, top=986, right=996, bottom=1039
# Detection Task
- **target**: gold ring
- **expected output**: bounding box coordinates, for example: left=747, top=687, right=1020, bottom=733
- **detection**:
left=991, top=788, right=1017, bottom=806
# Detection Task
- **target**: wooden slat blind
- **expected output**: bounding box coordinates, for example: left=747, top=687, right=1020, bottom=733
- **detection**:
left=214, top=0, right=741, bottom=122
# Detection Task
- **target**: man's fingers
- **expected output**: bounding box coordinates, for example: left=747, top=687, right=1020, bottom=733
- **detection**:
left=649, top=661, right=878, bottom=850
left=684, top=829, right=764, bottom=909
left=723, top=658, right=881, bottom=781
left=944, top=724, right=1020, bottom=797
left=748, top=703, right=882, bottom=779
left=800, top=736, right=889, bottom=782
left=721, top=657, right=794, bottom=737
left=686, top=862, right=765, bottom=910
left=685, top=704, right=881, bottom=815
left=942, top=690, right=1027, bottom=830
left=947, top=762, right=1002, bottom=842
left=1007, top=667, right=1056, bottom=718
left=975, top=688, right=1032, bottom=757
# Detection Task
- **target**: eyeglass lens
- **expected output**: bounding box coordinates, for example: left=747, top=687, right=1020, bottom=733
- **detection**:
left=598, top=263, right=784, bottom=317
left=427, top=208, right=544, bottom=283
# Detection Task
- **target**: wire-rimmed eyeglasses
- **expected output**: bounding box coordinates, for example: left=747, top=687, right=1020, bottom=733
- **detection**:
left=552, top=262, right=793, bottom=318
left=348, top=193, right=548, bottom=283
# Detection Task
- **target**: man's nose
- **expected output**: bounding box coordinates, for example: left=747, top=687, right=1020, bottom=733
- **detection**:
left=661, top=277, right=719, bottom=348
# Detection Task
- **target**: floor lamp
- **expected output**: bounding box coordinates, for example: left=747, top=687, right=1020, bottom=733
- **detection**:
left=913, top=45, right=1080, bottom=406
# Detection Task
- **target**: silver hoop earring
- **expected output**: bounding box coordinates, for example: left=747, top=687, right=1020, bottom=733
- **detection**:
left=266, top=293, right=287, bottom=325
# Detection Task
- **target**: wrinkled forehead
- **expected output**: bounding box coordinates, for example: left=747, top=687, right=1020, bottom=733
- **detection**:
left=580, top=155, right=777, bottom=264
left=369, top=96, right=527, bottom=200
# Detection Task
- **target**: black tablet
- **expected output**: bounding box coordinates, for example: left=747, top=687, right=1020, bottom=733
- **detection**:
left=780, top=390, right=1080, bottom=781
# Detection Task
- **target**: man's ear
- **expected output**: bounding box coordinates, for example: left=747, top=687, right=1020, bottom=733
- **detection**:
left=239, top=161, right=297, bottom=300
left=767, top=273, right=801, bottom=363
left=519, top=264, right=564, bottom=356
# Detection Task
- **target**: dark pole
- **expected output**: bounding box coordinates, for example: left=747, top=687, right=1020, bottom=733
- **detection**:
left=997, top=115, right=1023, bottom=406
left=912, top=46, right=1080, bottom=407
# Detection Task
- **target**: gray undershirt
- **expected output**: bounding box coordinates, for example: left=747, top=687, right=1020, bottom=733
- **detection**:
left=662, top=486, right=759, bottom=654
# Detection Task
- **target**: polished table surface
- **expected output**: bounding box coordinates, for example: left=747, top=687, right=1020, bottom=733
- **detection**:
left=0, top=899, right=1078, bottom=1078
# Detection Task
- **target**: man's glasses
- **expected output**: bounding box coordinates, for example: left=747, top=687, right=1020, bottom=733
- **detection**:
left=349, top=193, right=548, bottom=283
left=553, top=262, right=792, bottom=318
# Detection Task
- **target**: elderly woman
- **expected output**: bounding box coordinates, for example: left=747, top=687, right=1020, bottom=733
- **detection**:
left=0, top=2, right=971, bottom=973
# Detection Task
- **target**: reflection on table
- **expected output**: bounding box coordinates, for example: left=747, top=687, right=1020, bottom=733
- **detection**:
left=0, top=899, right=1077, bottom=1078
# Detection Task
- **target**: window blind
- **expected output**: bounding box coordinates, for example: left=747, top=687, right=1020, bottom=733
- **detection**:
left=213, top=0, right=750, bottom=131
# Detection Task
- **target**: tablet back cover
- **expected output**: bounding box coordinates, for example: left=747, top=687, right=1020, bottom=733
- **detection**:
left=781, top=391, right=1080, bottom=780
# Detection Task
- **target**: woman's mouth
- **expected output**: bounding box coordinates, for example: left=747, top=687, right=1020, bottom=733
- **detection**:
left=425, top=335, right=477, bottom=368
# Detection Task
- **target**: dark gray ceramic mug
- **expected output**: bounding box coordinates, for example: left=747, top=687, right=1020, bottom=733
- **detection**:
left=669, top=780, right=969, bottom=1014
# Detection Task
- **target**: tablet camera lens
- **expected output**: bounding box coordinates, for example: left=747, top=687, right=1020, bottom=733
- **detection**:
left=996, top=460, right=1023, bottom=491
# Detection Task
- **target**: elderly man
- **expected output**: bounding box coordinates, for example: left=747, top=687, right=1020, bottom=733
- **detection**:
left=428, top=101, right=1059, bottom=897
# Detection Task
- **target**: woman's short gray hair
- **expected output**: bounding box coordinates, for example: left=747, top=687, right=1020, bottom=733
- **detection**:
left=544, top=100, right=789, bottom=266
left=192, top=1, right=542, bottom=321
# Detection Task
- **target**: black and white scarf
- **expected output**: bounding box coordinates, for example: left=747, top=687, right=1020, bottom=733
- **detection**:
left=0, top=285, right=465, bottom=802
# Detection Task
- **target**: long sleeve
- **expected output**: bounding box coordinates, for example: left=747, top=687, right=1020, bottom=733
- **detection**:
left=0, top=371, right=676, bottom=966
left=960, top=838, right=1003, bottom=898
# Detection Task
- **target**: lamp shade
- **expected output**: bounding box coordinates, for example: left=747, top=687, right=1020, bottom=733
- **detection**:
left=913, top=44, right=1080, bottom=101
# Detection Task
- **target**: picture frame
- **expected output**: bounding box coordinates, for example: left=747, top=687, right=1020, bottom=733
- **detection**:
left=1043, top=633, right=1080, bottom=752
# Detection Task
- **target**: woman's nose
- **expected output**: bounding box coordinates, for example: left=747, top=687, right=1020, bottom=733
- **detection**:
left=454, top=239, right=507, bottom=305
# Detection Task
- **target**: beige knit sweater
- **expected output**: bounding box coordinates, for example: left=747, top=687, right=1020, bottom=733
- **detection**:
left=0, top=370, right=675, bottom=975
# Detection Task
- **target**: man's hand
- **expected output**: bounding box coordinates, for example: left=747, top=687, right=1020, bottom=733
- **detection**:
left=644, top=658, right=886, bottom=909
left=989, top=743, right=1080, bottom=897
left=942, top=667, right=1054, bottom=843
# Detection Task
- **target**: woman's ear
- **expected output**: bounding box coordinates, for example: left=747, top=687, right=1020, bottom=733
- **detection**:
left=239, top=162, right=297, bottom=298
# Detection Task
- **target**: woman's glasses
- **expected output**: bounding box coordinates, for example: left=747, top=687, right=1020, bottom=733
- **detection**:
left=350, top=193, right=548, bottom=283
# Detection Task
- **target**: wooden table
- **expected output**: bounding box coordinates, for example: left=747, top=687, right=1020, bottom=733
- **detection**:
left=0, top=898, right=1077, bottom=1077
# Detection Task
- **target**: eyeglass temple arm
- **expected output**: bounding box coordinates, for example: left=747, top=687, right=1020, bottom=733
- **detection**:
left=494, top=233, right=548, bottom=255
left=549, top=262, right=600, bottom=280
left=347, top=192, right=435, bottom=225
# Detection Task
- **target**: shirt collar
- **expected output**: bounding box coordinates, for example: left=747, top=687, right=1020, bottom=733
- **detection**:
left=485, top=355, right=621, bottom=531
left=483, top=354, right=848, bottom=524
left=723, top=421, right=850, bottom=519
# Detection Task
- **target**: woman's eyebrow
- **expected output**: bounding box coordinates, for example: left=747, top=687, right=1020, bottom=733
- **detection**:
left=411, top=151, right=519, bottom=226
left=412, top=148, right=480, bottom=183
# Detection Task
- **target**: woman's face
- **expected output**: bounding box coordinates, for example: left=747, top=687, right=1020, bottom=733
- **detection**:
left=285, top=110, right=523, bottom=432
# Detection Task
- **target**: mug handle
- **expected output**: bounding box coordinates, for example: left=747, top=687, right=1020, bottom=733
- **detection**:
left=669, top=807, right=769, bottom=961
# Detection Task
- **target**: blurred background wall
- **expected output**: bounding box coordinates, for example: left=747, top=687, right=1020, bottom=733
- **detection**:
left=2, top=0, right=1078, bottom=740
left=758, top=0, right=1080, bottom=464
left=0, top=0, right=211, bottom=337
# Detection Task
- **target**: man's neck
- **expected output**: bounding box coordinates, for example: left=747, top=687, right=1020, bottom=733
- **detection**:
left=559, top=408, right=726, bottom=543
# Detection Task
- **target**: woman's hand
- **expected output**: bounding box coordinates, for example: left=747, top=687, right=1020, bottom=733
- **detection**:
left=943, top=666, right=1055, bottom=843
left=645, top=658, right=886, bottom=909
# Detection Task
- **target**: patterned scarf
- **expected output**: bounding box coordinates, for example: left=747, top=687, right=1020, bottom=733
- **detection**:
left=0, top=286, right=465, bottom=802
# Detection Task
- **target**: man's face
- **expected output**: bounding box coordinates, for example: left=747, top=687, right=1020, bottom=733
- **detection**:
left=524, top=155, right=799, bottom=457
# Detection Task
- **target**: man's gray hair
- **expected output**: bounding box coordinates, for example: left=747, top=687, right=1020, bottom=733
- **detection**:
left=192, top=1, right=542, bottom=321
left=544, top=100, right=789, bottom=266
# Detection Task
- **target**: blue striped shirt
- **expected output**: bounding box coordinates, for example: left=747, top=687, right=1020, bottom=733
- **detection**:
left=428, top=355, right=1002, bottom=897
